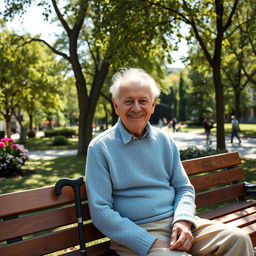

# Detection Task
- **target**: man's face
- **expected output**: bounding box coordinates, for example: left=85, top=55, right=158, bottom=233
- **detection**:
left=112, top=80, right=156, bottom=137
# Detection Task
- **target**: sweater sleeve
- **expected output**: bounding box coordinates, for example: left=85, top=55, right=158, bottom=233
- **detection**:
left=85, top=144, right=156, bottom=256
left=169, top=140, right=196, bottom=227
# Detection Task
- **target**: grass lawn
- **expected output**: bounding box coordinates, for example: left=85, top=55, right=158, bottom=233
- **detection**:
left=23, top=137, right=78, bottom=151
left=172, top=123, right=256, bottom=137
left=0, top=155, right=85, bottom=194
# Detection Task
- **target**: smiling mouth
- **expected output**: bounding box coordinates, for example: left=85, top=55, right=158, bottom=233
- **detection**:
left=128, top=115, right=144, bottom=119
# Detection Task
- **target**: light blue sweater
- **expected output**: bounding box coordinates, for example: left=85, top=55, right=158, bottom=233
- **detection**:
left=86, top=119, right=196, bottom=256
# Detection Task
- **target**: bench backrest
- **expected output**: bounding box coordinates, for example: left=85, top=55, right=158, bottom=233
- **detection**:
left=183, top=152, right=245, bottom=210
left=0, top=152, right=245, bottom=256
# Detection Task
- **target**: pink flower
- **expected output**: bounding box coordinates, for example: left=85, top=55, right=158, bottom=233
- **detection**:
left=0, top=142, right=5, bottom=148
left=1, top=137, right=13, bottom=143
left=11, top=144, right=18, bottom=149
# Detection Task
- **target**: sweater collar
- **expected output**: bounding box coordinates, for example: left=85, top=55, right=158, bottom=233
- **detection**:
left=117, top=118, right=156, bottom=144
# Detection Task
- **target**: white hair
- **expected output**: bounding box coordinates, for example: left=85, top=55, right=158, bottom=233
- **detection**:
left=110, top=68, right=160, bottom=99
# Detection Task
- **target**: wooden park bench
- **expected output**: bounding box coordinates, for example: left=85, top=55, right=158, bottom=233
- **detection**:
left=0, top=151, right=256, bottom=256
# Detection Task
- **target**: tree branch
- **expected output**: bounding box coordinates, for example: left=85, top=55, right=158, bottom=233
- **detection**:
left=85, top=38, right=98, bottom=69
left=223, top=0, right=239, bottom=32
left=25, top=38, right=70, bottom=61
left=51, top=0, right=71, bottom=34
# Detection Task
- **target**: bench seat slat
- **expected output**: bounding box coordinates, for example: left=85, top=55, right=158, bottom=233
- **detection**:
left=195, top=183, right=246, bottom=208
left=0, top=185, right=87, bottom=217
left=198, top=200, right=256, bottom=219
left=224, top=212, right=256, bottom=228
left=190, top=167, right=244, bottom=191
left=183, top=152, right=241, bottom=175
left=212, top=205, right=256, bottom=224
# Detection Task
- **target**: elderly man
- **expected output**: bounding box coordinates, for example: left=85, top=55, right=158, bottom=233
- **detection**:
left=86, top=68, right=253, bottom=256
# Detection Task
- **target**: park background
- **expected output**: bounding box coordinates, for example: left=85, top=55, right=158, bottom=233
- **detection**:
left=0, top=0, right=256, bottom=194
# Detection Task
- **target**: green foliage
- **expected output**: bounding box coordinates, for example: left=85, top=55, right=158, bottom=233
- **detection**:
left=52, top=135, right=69, bottom=146
left=180, top=147, right=227, bottom=161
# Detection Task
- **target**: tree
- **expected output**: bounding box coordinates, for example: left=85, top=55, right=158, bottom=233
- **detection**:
left=137, top=0, right=240, bottom=149
left=0, top=31, right=30, bottom=137
left=3, top=0, right=171, bottom=156
left=0, top=28, right=63, bottom=141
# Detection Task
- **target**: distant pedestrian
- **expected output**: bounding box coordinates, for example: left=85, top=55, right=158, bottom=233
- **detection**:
left=203, top=117, right=213, bottom=145
left=172, top=117, right=177, bottom=132
left=231, top=115, right=241, bottom=144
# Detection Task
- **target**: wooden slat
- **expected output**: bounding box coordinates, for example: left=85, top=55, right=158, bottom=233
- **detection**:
left=0, top=204, right=90, bottom=242
left=0, top=227, right=79, bottom=256
left=0, top=183, right=87, bottom=217
left=224, top=212, right=256, bottom=228
left=0, top=223, right=107, bottom=256
left=198, top=200, right=256, bottom=219
left=195, top=183, right=245, bottom=208
left=213, top=205, right=256, bottom=224
left=190, top=167, right=244, bottom=191
left=182, top=152, right=241, bottom=175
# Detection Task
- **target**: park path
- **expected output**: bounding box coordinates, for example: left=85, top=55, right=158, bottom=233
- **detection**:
left=27, top=130, right=256, bottom=160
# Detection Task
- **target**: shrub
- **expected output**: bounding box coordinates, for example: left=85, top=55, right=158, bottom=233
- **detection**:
left=0, top=138, right=29, bottom=177
left=44, top=128, right=76, bottom=138
left=27, top=130, right=36, bottom=138
left=52, top=136, right=69, bottom=146
left=180, top=147, right=228, bottom=161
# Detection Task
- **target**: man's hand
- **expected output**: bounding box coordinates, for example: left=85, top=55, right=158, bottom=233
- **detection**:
left=151, top=239, right=170, bottom=249
left=170, top=221, right=194, bottom=251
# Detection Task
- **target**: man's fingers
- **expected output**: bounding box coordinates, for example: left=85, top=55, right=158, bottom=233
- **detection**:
left=170, top=228, right=178, bottom=247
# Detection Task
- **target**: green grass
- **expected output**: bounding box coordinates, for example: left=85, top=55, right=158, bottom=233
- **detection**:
left=0, top=155, right=85, bottom=194
left=170, top=123, right=256, bottom=137
left=22, top=137, right=78, bottom=151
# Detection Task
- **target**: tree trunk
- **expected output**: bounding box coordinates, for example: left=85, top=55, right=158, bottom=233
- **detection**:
left=73, top=58, right=110, bottom=156
left=234, top=91, right=241, bottom=121
left=5, top=115, right=12, bottom=138
left=103, top=104, right=108, bottom=130
left=19, top=126, right=27, bottom=145
left=29, top=114, right=33, bottom=130
left=213, top=65, right=226, bottom=149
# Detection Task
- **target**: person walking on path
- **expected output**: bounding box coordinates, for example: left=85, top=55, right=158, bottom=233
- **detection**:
left=86, top=68, right=253, bottom=256
left=203, top=117, right=213, bottom=145
left=231, top=115, right=241, bottom=144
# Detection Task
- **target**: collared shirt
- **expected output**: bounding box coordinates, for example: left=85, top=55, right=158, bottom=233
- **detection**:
left=86, top=119, right=195, bottom=256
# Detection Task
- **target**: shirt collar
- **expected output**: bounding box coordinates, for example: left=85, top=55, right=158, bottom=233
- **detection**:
left=117, top=118, right=156, bottom=144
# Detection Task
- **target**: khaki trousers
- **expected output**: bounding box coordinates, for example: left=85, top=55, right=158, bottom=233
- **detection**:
left=110, top=216, right=254, bottom=256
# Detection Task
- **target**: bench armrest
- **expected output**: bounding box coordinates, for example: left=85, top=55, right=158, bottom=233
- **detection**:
left=244, top=182, right=256, bottom=195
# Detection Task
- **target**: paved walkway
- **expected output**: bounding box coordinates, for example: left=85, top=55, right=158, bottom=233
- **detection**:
left=28, top=131, right=256, bottom=160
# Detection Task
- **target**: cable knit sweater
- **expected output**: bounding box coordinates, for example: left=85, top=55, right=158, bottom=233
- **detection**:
left=86, top=119, right=196, bottom=256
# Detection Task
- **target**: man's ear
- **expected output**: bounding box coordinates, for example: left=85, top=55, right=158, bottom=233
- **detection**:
left=151, top=98, right=157, bottom=114
left=112, top=98, right=119, bottom=115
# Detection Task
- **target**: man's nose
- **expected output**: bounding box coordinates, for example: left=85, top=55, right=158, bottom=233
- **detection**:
left=132, top=101, right=141, bottom=111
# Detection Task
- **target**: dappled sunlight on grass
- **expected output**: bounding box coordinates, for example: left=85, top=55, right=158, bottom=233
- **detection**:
left=0, top=156, right=85, bottom=194
left=23, top=137, right=78, bottom=151
left=242, top=157, right=256, bottom=184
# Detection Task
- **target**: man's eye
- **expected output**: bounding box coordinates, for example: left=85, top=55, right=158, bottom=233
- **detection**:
left=140, top=100, right=149, bottom=104
left=125, top=100, right=133, bottom=104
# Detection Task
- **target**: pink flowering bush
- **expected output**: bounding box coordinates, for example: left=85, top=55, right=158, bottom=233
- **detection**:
left=0, top=137, right=29, bottom=177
